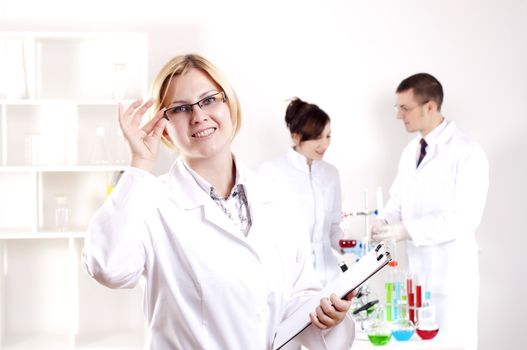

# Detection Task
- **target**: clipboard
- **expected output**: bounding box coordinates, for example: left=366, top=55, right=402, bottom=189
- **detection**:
left=272, top=242, right=392, bottom=350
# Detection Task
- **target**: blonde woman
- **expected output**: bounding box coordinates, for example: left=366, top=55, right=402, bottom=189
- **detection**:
left=83, top=54, right=355, bottom=350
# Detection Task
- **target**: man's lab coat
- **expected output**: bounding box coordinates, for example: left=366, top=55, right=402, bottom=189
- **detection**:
left=381, top=120, right=488, bottom=349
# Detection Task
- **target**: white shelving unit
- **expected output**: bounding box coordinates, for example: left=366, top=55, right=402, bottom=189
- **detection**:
left=0, top=32, right=148, bottom=349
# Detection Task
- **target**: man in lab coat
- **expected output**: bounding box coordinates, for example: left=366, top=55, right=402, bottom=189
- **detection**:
left=372, top=73, right=489, bottom=350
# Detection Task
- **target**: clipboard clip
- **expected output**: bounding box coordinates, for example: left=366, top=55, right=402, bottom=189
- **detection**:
left=374, top=242, right=392, bottom=262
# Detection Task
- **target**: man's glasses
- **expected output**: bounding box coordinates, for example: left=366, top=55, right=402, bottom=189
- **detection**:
left=394, top=100, right=429, bottom=113
left=164, top=91, right=227, bottom=120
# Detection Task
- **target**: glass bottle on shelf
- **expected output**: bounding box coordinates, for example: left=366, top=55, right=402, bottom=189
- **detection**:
left=54, top=195, right=69, bottom=232
left=113, top=127, right=129, bottom=165
left=112, top=62, right=127, bottom=99
left=91, top=126, right=111, bottom=165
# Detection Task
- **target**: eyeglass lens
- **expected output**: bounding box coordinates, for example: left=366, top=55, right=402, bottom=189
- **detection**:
left=165, top=92, right=225, bottom=119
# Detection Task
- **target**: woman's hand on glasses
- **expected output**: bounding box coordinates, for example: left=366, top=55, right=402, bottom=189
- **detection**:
left=118, top=98, right=167, bottom=172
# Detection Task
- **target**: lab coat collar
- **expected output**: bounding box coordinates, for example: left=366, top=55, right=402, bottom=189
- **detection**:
left=165, top=157, right=272, bottom=237
left=286, top=147, right=321, bottom=173
left=416, top=119, right=457, bottom=169
left=167, top=157, right=266, bottom=208
left=165, top=158, right=209, bottom=209
left=168, top=158, right=272, bottom=219
left=181, top=156, right=244, bottom=199
left=420, top=119, right=456, bottom=152
left=434, top=119, right=457, bottom=145
left=423, top=118, right=451, bottom=147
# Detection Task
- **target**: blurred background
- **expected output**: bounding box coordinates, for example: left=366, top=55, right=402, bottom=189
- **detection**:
left=0, top=0, right=525, bottom=349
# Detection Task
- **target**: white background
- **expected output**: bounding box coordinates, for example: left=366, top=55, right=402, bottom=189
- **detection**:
left=1, top=0, right=525, bottom=349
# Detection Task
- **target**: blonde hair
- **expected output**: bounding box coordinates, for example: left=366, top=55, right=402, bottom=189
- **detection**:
left=151, top=54, right=242, bottom=149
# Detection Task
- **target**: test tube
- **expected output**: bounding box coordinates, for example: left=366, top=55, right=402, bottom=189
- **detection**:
left=394, top=271, right=402, bottom=320
left=416, top=284, right=423, bottom=308
left=385, top=282, right=393, bottom=321
left=408, top=292, right=415, bottom=325
left=406, top=275, right=413, bottom=295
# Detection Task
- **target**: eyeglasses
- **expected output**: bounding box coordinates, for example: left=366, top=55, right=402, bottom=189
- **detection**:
left=164, top=91, right=227, bottom=119
left=394, top=100, right=429, bottom=113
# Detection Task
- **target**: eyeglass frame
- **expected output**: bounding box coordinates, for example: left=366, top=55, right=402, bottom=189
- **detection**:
left=394, top=100, right=430, bottom=113
left=163, top=91, right=227, bottom=120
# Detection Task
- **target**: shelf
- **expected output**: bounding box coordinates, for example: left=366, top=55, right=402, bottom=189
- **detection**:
left=2, top=333, right=70, bottom=350
left=0, top=33, right=147, bottom=101
left=0, top=230, right=86, bottom=240
left=0, top=99, right=136, bottom=105
left=0, top=30, right=146, bottom=350
left=75, top=331, right=145, bottom=350
left=0, top=32, right=147, bottom=40
left=1, top=240, right=71, bottom=348
left=0, top=165, right=127, bottom=172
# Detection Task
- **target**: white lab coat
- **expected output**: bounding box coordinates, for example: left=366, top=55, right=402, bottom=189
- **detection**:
left=381, top=120, right=488, bottom=349
left=83, top=157, right=354, bottom=350
left=259, top=148, right=344, bottom=286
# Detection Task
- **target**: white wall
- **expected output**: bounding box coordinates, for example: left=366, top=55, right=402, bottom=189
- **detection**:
left=2, top=0, right=526, bottom=349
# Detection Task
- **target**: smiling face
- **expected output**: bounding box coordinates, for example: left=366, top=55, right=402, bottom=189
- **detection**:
left=163, top=68, right=233, bottom=164
left=293, top=122, right=331, bottom=164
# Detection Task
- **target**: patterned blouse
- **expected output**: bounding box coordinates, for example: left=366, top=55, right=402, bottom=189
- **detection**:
left=183, top=160, right=252, bottom=236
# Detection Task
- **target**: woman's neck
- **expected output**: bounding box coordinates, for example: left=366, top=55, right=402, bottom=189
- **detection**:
left=185, top=152, right=235, bottom=198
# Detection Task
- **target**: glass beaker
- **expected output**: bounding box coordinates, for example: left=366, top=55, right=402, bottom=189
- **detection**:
left=367, top=306, right=391, bottom=346
left=416, top=292, right=439, bottom=340
left=391, top=318, right=415, bottom=341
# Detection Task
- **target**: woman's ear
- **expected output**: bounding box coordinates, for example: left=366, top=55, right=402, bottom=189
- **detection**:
left=292, top=133, right=301, bottom=146
left=163, top=128, right=174, bottom=146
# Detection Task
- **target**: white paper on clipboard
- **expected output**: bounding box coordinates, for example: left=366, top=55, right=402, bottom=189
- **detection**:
left=272, top=242, right=392, bottom=350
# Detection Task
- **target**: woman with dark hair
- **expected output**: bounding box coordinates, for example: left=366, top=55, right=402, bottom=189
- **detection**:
left=259, top=97, right=345, bottom=286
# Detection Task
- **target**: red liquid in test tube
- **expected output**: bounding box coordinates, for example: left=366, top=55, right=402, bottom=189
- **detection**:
left=408, top=292, right=415, bottom=324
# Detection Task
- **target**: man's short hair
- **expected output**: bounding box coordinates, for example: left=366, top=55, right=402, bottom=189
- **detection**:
left=396, top=73, right=444, bottom=111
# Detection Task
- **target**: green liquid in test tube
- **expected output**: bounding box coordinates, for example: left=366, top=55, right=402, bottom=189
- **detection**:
left=385, top=260, right=399, bottom=322
left=385, top=281, right=393, bottom=321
